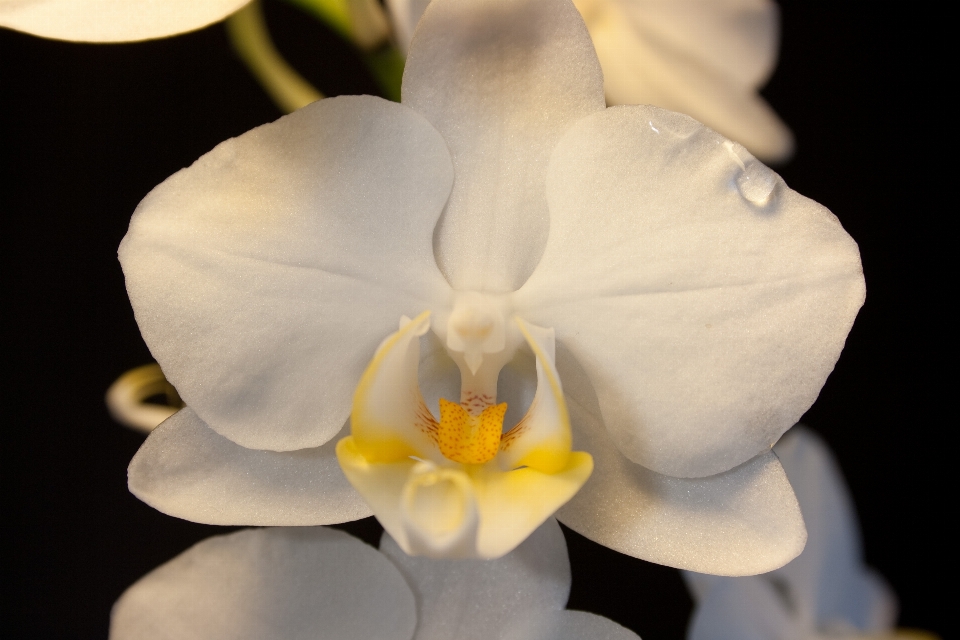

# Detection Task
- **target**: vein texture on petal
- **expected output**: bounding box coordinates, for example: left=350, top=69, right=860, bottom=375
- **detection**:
left=403, top=0, right=605, bottom=292
left=120, top=96, right=453, bottom=452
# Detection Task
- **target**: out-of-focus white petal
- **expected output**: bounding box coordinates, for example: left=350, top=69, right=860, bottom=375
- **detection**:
left=684, top=427, right=902, bottom=637
left=502, top=610, right=641, bottom=640
left=379, top=518, right=570, bottom=640
left=770, top=427, right=898, bottom=631
left=557, top=391, right=805, bottom=575
left=385, top=0, right=430, bottom=54
left=613, top=0, right=780, bottom=88
left=0, top=0, right=250, bottom=42
left=588, top=15, right=792, bottom=161
left=110, top=527, right=417, bottom=640
left=120, top=95, right=453, bottom=452
left=402, top=0, right=605, bottom=292
left=687, top=575, right=799, bottom=640
left=683, top=571, right=723, bottom=603
left=128, top=408, right=370, bottom=525
left=519, top=106, right=864, bottom=478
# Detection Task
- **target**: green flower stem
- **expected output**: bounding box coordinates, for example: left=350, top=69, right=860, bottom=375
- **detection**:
left=363, top=45, right=405, bottom=102
left=284, top=0, right=390, bottom=50
left=283, top=0, right=353, bottom=42
left=283, top=0, right=404, bottom=101
left=226, top=0, right=324, bottom=113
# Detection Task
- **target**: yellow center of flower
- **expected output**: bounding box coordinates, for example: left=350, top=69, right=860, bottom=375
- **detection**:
left=437, top=398, right=507, bottom=464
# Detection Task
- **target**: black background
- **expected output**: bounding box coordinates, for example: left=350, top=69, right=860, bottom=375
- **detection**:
left=3, top=1, right=946, bottom=638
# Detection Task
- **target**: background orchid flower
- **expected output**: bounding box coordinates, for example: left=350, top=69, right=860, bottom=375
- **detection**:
left=121, top=0, right=863, bottom=569
left=111, top=520, right=641, bottom=640
left=386, top=0, right=793, bottom=162
left=683, top=427, right=936, bottom=640
left=0, top=0, right=253, bottom=42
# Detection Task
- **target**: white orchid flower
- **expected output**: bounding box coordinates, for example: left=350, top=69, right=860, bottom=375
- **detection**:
left=683, top=427, right=936, bottom=640
left=121, top=0, right=864, bottom=568
left=0, top=0, right=252, bottom=42
left=110, top=520, right=641, bottom=640
left=387, top=0, right=792, bottom=162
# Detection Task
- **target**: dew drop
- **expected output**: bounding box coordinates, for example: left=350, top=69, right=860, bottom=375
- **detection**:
left=737, top=161, right=777, bottom=206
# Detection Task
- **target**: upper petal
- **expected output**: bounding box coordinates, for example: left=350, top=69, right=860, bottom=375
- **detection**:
left=378, top=518, right=570, bottom=640
left=128, top=408, right=371, bottom=525
left=0, top=0, right=250, bottom=42
left=110, top=527, right=417, bottom=640
left=517, top=106, right=864, bottom=478
left=120, top=95, right=453, bottom=451
left=402, top=0, right=605, bottom=292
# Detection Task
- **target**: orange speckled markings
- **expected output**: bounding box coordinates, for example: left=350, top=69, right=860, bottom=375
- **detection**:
left=438, top=398, right=507, bottom=464
left=414, top=399, right=440, bottom=443
left=461, top=391, right=494, bottom=413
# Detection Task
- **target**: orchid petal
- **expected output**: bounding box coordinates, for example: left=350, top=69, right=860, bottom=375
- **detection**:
left=611, top=0, right=780, bottom=88
left=385, top=0, right=429, bottom=54
left=587, top=16, right=792, bottom=161
left=351, top=312, right=444, bottom=463
left=556, top=350, right=805, bottom=574
left=378, top=518, right=571, bottom=640
left=110, top=527, right=417, bottom=640
left=402, top=0, right=605, bottom=292
left=0, top=0, right=250, bottom=42
left=128, top=408, right=370, bottom=525
left=519, top=105, right=864, bottom=478
left=120, top=95, right=453, bottom=452
left=687, top=575, right=799, bottom=640
left=502, top=610, right=641, bottom=640
left=770, top=427, right=898, bottom=631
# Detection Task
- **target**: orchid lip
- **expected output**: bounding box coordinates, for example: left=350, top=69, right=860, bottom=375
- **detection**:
left=336, top=308, right=593, bottom=558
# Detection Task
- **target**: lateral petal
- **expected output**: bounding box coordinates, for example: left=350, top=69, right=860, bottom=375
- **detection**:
left=519, top=106, right=864, bottom=478
left=0, top=0, right=250, bottom=42
left=120, top=96, right=453, bottom=452
left=128, top=408, right=370, bottom=526
left=110, top=527, right=416, bottom=640
left=403, top=0, right=605, bottom=292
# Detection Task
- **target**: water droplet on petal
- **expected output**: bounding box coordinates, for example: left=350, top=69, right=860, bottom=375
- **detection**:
left=737, top=161, right=778, bottom=206
left=646, top=107, right=699, bottom=139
